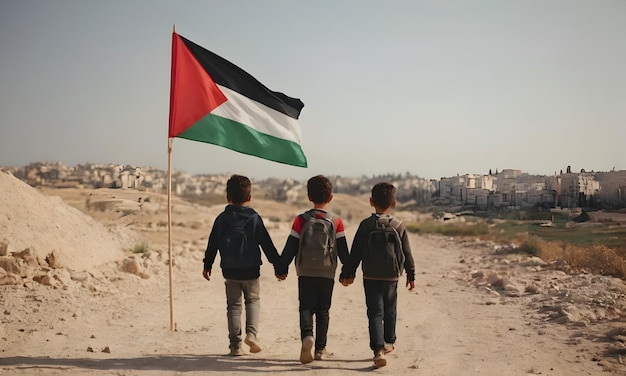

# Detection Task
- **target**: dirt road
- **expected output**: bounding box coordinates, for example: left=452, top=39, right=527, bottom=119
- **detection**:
left=2, top=231, right=618, bottom=375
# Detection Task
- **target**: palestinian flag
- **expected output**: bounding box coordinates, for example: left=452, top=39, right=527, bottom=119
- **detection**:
left=168, top=32, right=307, bottom=167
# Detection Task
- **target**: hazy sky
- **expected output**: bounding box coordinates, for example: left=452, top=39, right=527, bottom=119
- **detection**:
left=1, top=1, right=624, bottom=180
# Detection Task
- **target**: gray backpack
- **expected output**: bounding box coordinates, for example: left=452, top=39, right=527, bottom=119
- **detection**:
left=362, top=216, right=405, bottom=278
left=297, top=210, right=336, bottom=271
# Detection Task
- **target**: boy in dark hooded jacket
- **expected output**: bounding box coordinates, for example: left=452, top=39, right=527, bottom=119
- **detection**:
left=203, top=174, right=287, bottom=356
left=340, top=182, right=416, bottom=368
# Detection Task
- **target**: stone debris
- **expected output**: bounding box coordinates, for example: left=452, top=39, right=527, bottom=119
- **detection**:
left=121, top=257, right=150, bottom=279
left=466, top=241, right=626, bottom=327
left=0, top=241, right=8, bottom=256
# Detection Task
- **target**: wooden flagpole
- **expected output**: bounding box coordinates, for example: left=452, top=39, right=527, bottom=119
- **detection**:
left=167, top=24, right=177, bottom=332
left=167, top=138, right=175, bottom=331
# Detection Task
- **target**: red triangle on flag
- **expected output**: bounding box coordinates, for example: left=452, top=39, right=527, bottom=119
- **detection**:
left=169, top=33, right=227, bottom=138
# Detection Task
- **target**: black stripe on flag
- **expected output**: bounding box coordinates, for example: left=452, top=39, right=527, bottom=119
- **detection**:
left=179, top=35, right=304, bottom=120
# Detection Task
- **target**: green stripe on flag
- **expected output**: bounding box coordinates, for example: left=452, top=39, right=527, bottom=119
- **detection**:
left=177, top=114, right=308, bottom=167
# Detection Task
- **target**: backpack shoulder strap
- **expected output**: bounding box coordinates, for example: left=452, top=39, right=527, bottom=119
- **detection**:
left=301, top=210, right=333, bottom=224
left=374, top=215, right=398, bottom=228
left=245, top=213, right=257, bottom=224
left=389, top=216, right=402, bottom=230
left=299, top=209, right=318, bottom=221
left=388, top=217, right=404, bottom=253
left=245, top=215, right=257, bottom=234
left=323, top=211, right=336, bottom=233
left=374, top=215, right=402, bottom=243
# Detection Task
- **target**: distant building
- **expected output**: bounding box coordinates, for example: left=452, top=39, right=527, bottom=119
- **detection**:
left=4, top=162, right=625, bottom=209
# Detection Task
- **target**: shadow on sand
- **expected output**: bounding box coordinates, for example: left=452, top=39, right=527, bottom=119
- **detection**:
left=0, top=354, right=376, bottom=373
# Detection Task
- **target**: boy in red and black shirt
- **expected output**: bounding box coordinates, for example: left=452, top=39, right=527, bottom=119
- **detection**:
left=280, top=175, right=350, bottom=364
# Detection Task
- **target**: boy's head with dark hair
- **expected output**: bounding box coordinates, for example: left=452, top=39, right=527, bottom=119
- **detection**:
left=307, top=175, right=333, bottom=204
left=370, top=182, right=397, bottom=211
left=226, top=174, right=252, bottom=205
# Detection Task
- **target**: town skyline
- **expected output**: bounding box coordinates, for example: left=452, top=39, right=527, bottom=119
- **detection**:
left=5, top=160, right=625, bottom=210
left=3, top=159, right=622, bottom=181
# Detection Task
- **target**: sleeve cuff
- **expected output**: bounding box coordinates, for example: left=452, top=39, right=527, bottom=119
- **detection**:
left=274, top=264, right=288, bottom=276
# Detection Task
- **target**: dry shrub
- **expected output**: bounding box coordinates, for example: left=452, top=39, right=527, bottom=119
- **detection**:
left=559, top=244, right=626, bottom=279
left=523, top=238, right=626, bottom=279
left=535, top=241, right=626, bottom=279
left=534, top=239, right=566, bottom=261
left=517, top=237, right=543, bottom=256
left=518, top=236, right=565, bottom=257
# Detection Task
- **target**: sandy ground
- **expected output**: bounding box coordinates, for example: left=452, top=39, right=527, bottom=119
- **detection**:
left=1, top=172, right=625, bottom=375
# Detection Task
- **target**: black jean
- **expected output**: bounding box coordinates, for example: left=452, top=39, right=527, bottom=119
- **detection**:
left=364, top=279, right=398, bottom=353
left=298, top=276, right=334, bottom=351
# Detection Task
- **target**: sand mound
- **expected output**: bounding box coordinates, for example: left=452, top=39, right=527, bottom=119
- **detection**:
left=0, top=171, right=128, bottom=271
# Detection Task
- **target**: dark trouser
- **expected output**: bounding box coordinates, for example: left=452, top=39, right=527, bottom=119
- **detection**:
left=298, top=276, right=334, bottom=351
left=364, top=279, right=398, bottom=354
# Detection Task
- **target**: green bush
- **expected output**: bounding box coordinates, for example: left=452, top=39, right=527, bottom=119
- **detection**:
left=131, top=242, right=149, bottom=254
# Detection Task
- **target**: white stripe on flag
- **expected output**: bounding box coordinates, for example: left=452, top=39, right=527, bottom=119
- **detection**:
left=212, top=85, right=303, bottom=144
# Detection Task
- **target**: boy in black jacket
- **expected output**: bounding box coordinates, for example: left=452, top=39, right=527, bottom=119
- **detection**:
left=203, top=174, right=287, bottom=356
left=340, top=182, right=416, bottom=368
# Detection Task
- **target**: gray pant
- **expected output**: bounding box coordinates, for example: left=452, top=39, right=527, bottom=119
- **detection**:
left=225, top=278, right=261, bottom=349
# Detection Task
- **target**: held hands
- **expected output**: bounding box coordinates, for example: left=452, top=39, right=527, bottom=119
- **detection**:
left=339, top=277, right=354, bottom=286
left=406, top=278, right=415, bottom=291
left=275, top=273, right=288, bottom=281
left=202, top=269, right=211, bottom=281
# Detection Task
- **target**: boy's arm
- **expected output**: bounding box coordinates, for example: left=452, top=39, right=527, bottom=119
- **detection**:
left=256, top=216, right=288, bottom=276
left=340, top=223, right=365, bottom=280
left=399, top=225, right=416, bottom=289
left=203, top=223, right=220, bottom=280
left=280, top=234, right=299, bottom=270
left=334, top=218, right=350, bottom=265
left=279, top=216, right=300, bottom=272
left=336, top=236, right=349, bottom=265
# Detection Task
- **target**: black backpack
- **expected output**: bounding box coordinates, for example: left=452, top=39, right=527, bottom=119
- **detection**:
left=362, top=216, right=405, bottom=278
left=297, top=210, right=336, bottom=272
left=219, top=216, right=258, bottom=269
